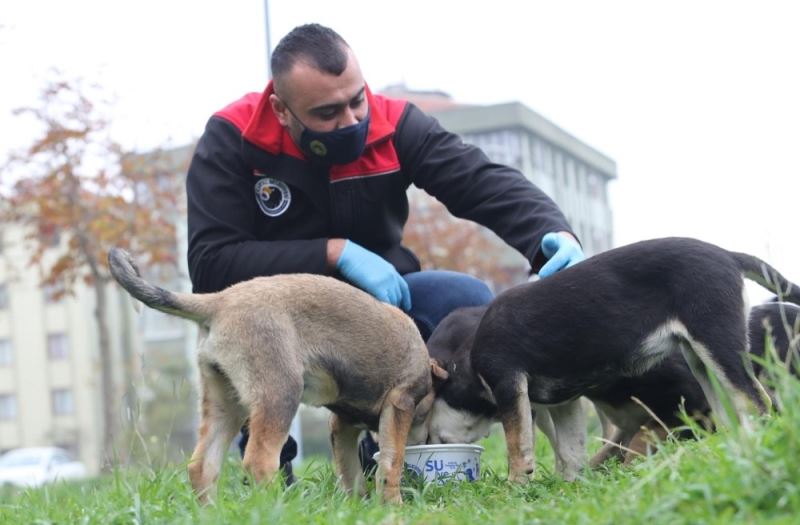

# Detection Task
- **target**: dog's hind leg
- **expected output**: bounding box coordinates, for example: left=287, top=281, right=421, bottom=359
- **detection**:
left=188, top=364, right=245, bottom=504
left=681, top=339, right=739, bottom=428
left=375, top=387, right=416, bottom=504
left=589, top=426, right=632, bottom=468
left=547, top=399, right=587, bottom=480
left=597, top=404, right=619, bottom=441
left=496, top=374, right=535, bottom=484
left=623, top=422, right=670, bottom=464
left=330, top=413, right=366, bottom=497
left=242, top=387, right=301, bottom=487
left=680, top=336, right=766, bottom=433
left=681, top=293, right=772, bottom=429
left=533, top=405, right=556, bottom=473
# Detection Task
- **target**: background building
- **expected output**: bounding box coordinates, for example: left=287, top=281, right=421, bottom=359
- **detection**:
left=0, top=224, right=139, bottom=474
left=0, top=145, right=197, bottom=474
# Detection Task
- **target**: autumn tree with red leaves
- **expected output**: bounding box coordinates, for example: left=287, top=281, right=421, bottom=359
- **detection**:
left=0, top=74, right=184, bottom=467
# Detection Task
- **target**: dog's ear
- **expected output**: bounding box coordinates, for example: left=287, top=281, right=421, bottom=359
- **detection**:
left=430, top=358, right=449, bottom=382
left=477, top=373, right=497, bottom=405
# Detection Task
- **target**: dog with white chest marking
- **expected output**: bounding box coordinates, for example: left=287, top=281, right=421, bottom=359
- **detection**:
left=108, top=248, right=446, bottom=504
left=427, top=237, right=800, bottom=483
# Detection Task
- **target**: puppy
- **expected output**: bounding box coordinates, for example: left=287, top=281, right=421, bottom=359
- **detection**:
left=749, top=302, right=800, bottom=377
left=108, top=248, right=444, bottom=504
left=426, top=306, right=496, bottom=444
left=425, top=305, right=590, bottom=477
left=427, top=301, right=800, bottom=473
left=427, top=237, right=800, bottom=483
left=590, top=300, right=800, bottom=466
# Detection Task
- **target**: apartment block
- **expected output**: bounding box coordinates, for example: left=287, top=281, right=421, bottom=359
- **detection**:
left=0, top=224, right=139, bottom=474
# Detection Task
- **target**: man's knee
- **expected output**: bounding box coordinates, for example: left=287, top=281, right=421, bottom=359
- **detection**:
left=404, top=270, right=494, bottom=340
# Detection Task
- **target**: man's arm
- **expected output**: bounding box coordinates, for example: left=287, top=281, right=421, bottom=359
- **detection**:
left=186, top=117, right=329, bottom=293
left=188, top=117, right=411, bottom=307
left=394, top=104, right=578, bottom=273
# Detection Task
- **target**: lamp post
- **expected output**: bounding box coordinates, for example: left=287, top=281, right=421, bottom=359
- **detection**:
left=264, top=0, right=272, bottom=79
left=264, top=1, right=303, bottom=463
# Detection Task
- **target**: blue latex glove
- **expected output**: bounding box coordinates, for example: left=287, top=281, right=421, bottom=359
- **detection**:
left=336, top=240, right=412, bottom=311
left=538, top=232, right=585, bottom=278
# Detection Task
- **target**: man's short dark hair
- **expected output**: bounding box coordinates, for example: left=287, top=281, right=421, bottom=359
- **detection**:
left=271, top=24, right=350, bottom=81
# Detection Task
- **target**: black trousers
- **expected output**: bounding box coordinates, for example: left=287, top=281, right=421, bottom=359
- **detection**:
left=238, top=425, right=378, bottom=474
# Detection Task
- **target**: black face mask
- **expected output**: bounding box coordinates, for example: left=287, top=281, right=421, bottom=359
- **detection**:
left=285, top=104, right=371, bottom=165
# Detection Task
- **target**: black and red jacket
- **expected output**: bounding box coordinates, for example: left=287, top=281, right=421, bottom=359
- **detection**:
left=186, top=82, right=575, bottom=293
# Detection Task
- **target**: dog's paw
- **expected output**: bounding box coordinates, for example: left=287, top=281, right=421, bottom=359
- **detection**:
left=508, top=468, right=533, bottom=484
left=381, top=488, right=403, bottom=505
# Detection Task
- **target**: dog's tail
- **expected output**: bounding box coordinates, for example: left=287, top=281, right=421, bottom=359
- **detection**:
left=733, top=251, right=800, bottom=304
left=108, top=247, right=214, bottom=323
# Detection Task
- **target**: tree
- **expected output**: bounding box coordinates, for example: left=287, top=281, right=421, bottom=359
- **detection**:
left=0, top=73, right=183, bottom=468
left=402, top=188, right=528, bottom=292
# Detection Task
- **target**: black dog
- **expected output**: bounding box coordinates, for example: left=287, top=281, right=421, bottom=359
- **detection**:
left=427, top=237, right=800, bottom=482
left=427, top=301, right=800, bottom=473
left=589, top=300, right=800, bottom=466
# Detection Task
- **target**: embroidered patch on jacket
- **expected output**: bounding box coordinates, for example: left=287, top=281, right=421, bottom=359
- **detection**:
left=254, top=177, right=291, bottom=217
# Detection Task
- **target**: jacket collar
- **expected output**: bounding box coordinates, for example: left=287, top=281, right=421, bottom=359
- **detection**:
left=242, top=81, right=396, bottom=159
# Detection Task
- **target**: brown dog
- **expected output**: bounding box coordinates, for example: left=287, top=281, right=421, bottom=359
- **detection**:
left=108, top=248, right=443, bottom=503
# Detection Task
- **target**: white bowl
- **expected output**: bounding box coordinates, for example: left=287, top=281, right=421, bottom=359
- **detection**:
left=373, top=444, right=484, bottom=483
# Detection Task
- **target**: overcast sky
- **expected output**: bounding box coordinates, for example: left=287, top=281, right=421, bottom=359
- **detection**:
left=2, top=0, right=799, bottom=300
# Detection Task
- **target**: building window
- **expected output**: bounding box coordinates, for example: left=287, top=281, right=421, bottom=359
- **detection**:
left=0, top=394, right=16, bottom=421
left=464, top=130, right=522, bottom=169
left=0, top=339, right=12, bottom=366
left=0, top=284, right=8, bottom=310
left=587, top=173, right=599, bottom=198
left=576, top=163, right=586, bottom=195
left=52, top=389, right=74, bottom=416
left=531, top=137, right=542, bottom=170
left=47, top=333, right=69, bottom=360
left=544, top=143, right=554, bottom=176
left=553, top=151, right=564, bottom=183
left=565, top=158, right=573, bottom=186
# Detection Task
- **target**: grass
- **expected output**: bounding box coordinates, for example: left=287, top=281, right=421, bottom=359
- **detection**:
left=3, top=358, right=799, bottom=524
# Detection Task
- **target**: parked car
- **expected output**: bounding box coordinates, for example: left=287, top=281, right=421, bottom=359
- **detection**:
left=0, top=447, right=87, bottom=488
